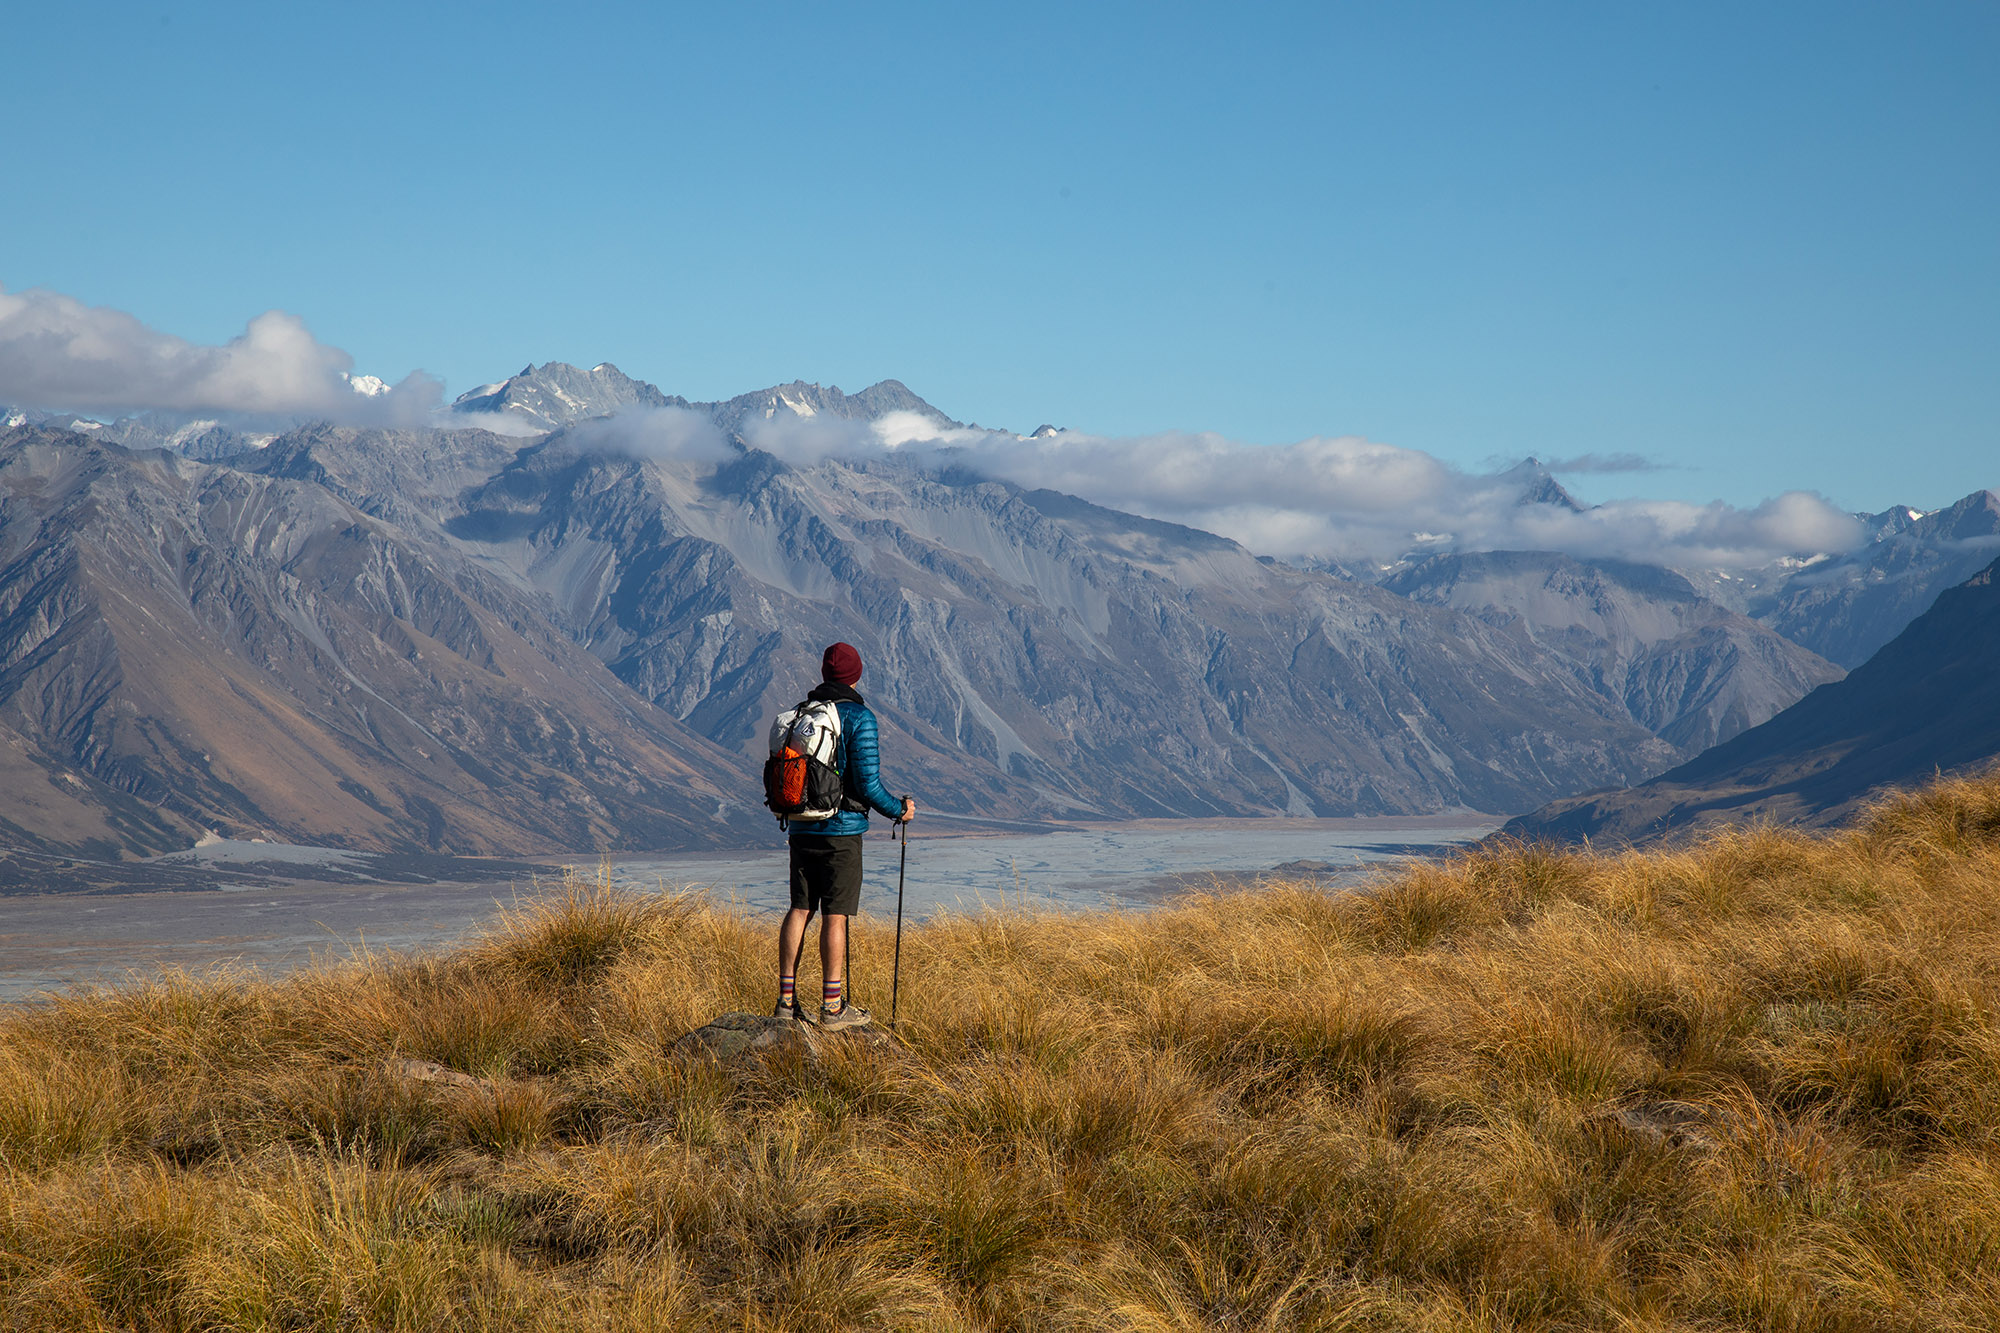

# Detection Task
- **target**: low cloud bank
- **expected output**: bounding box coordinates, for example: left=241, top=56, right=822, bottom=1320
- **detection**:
left=740, top=413, right=1866, bottom=572
left=0, top=286, right=440, bottom=427
left=568, top=407, right=736, bottom=464
left=0, top=287, right=1867, bottom=573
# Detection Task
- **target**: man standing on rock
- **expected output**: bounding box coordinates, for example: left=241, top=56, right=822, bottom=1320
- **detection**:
left=776, top=641, right=916, bottom=1029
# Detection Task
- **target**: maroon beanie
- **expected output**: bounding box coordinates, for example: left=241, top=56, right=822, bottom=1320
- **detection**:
left=821, top=641, right=863, bottom=686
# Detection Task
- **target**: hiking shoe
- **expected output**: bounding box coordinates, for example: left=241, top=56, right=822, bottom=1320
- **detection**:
left=817, top=1000, right=872, bottom=1031
left=773, top=997, right=807, bottom=1023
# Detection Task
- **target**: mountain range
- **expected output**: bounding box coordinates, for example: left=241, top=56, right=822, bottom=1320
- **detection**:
left=1747, top=490, right=2000, bottom=668
left=1, top=361, right=1992, bottom=858
left=235, top=411, right=1679, bottom=822
left=0, top=424, right=757, bottom=858
left=1379, top=551, right=1841, bottom=754
left=1504, top=554, right=2000, bottom=842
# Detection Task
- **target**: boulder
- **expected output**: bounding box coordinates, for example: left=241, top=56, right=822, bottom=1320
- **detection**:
left=385, top=1057, right=493, bottom=1091
left=672, top=1011, right=894, bottom=1064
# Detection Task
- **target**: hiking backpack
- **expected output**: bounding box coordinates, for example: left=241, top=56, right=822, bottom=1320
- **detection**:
left=763, top=698, right=850, bottom=824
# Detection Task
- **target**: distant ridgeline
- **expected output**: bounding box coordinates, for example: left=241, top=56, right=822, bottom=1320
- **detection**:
left=1506, top=555, right=2000, bottom=844
left=1, top=362, right=1994, bottom=858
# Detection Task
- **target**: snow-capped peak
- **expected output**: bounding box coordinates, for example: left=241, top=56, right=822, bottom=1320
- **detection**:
left=344, top=373, right=391, bottom=397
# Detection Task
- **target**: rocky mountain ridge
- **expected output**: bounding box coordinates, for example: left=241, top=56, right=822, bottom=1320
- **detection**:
left=1747, top=489, right=2000, bottom=668
left=446, top=363, right=958, bottom=437
left=1381, top=551, right=1842, bottom=753
left=431, top=434, right=1684, bottom=820
left=1503, top=555, right=2000, bottom=843
left=0, top=424, right=760, bottom=858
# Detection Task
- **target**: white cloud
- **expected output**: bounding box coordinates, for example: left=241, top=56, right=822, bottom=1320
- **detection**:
left=0, top=285, right=1869, bottom=574
left=739, top=409, right=881, bottom=463
left=570, top=406, right=734, bottom=463
left=1489, top=491, right=1866, bottom=570
left=0, top=285, right=440, bottom=426
left=448, top=409, right=563, bottom=438
left=731, top=412, right=1867, bottom=573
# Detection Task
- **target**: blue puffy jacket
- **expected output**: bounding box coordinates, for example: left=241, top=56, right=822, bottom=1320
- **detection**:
left=786, top=683, right=903, bottom=837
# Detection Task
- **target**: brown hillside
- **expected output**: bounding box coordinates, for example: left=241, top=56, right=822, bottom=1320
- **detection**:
left=0, top=426, right=761, bottom=857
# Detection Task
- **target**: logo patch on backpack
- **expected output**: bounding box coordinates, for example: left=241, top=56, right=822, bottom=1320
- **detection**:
left=763, top=699, right=848, bottom=823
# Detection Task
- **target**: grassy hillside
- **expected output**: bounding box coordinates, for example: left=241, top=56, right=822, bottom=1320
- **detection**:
left=5, top=773, right=2000, bottom=1330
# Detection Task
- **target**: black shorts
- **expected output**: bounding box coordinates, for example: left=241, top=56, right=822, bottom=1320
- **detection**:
left=789, top=834, right=863, bottom=916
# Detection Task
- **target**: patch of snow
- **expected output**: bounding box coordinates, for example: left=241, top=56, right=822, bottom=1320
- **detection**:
left=168, top=419, right=222, bottom=446
left=779, top=395, right=817, bottom=418
left=448, top=410, right=544, bottom=438
left=72, top=419, right=103, bottom=431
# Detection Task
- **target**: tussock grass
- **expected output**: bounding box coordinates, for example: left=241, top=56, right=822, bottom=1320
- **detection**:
left=7, top=773, right=2000, bottom=1329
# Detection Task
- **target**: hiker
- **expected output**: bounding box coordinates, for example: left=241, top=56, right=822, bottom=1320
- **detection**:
left=774, top=641, right=916, bottom=1028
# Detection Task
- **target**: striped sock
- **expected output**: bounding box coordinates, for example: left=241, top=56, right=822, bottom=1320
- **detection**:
left=779, top=974, right=796, bottom=1009
left=823, top=979, right=842, bottom=1012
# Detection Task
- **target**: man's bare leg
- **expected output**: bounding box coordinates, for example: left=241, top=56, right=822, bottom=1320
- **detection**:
left=816, top=912, right=871, bottom=1026
left=777, top=906, right=813, bottom=1012
left=821, top=913, right=847, bottom=1005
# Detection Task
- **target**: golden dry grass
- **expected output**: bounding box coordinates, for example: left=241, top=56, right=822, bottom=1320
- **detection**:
left=5, top=770, right=2000, bottom=1330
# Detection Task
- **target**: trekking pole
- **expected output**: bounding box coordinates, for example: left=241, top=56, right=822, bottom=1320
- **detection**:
left=890, top=800, right=911, bottom=1028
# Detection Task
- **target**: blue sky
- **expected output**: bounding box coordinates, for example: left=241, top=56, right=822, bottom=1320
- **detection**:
left=3, top=1, right=1995, bottom=512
